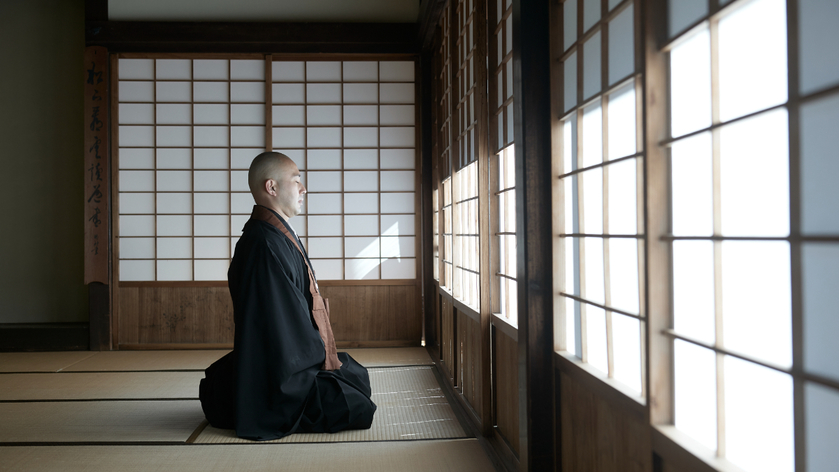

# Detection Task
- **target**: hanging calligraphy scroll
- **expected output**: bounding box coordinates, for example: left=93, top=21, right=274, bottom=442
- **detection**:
left=84, top=46, right=109, bottom=284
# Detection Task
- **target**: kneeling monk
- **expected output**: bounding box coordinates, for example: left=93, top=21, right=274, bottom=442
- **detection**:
left=199, top=152, right=377, bottom=440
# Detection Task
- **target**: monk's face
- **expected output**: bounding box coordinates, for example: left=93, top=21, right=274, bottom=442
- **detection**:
left=274, top=161, right=306, bottom=219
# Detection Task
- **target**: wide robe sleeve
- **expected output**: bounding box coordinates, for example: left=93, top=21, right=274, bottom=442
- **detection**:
left=228, top=221, right=326, bottom=440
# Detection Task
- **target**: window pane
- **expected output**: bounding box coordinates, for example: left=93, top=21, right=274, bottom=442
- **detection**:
left=724, top=356, right=794, bottom=472
left=802, top=243, right=839, bottom=383
left=721, top=241, right=791, bottom=367
left=673, top=241, right=715, bottom=344
left=670, top=28, right=711, bottom=137
left=671, top=132, right=712, bottom=236
left=674, top=340, right=717, bottom=452
left=718, top=0, right=787, bottom=122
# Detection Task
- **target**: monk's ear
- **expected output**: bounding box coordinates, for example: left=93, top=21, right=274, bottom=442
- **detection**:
left=264, top=179, right=277, bottom=196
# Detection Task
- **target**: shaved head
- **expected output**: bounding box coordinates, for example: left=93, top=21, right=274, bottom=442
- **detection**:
left=248, top=152, right=295, bottom=196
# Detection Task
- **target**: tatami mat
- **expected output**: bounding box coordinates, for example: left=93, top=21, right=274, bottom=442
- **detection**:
left=64, top=350, right=228, bottom=372
left=341, top=347, right=434, bottom=367
left=0, top=439, right=495, bottom=472
left=196, top=366, right=466, bottom=443
left=0, top=400, right=205, bottom=443
left=0, top=372, right=203, bottom=401
left=0, top=351, right=97, bottom=373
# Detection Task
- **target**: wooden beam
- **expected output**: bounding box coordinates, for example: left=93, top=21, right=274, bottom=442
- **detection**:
left=512, top=0, right=555, bottom=470
left=84, top=0, right=107, bottom=23
left=85, top=21, right=419, bottom=53
left=421, top=50, right=437, bottom=349
left=417, top=0, right=449, bottom=52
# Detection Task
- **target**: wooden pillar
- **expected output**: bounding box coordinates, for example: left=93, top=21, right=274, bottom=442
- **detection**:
left=512, top=0, right=555, bottom=470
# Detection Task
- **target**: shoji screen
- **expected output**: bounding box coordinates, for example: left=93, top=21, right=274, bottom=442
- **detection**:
left=117, top=57, right=418, bottom=282
left=117, top=58, right=266, bottom=282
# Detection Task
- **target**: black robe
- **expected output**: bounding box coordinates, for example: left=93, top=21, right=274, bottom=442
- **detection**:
left=199, top=207, right=376, bottom=440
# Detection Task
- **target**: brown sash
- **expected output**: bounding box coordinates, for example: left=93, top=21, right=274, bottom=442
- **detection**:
left=251, top=205, right=342, bottom=371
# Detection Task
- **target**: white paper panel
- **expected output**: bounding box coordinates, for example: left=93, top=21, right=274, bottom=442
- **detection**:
left=308, top=215, right=342, bottom=236
left=231, top=148, right=262, bottom=169
left=801, top=94, right=839, bottom=234
left=381, top=215, right=415, bottom=236
left=307, top=105, right=341, bottom=125
left=609, top=238, right=640, bottom=314
left=156, top=215, right=191, bottom=236
left=800, top=0, right=839, bottom=94
left=272, top=61, right=305, bottom=82
left=226, top=171, right=246, bottom=191
left=668, top=0, right=707, bottom=38
left=193, top=82, right=229, bottom=102
left=612, top=314, right=642, bottom=393
left=157, top=260, right=192, bottom=281
left=193, top=215, right=229, bottom=236
left=380, top=83, right=414, bottom=103
left=343, top=105, right=378, bottom=125
left=120, top=104, right=154, bottom=124
left=343, top=84, right=378, bottom=103
left=156, top=59, right=190, bottom=80
left=344, top=149, right=378, bottom=169
left=802, top=243, right=839, bottom=382
left=119, top=193, right=154, bottom=214
left=195, top=193, right=229, bottom=214
left=156, top=82, right=191, bottom=102
left=157, top=126, right=192, bottom=147
left=154, top=237, right=191, bottom=259
left=287, top=216, right=306, bottom=236
left=230, top=60, right=264, bottom=80
left=307, top=84, right=342, bottom=103
left=607, top=83, right=636, bottom=160
left=344, top=171, right=378, bottom=192
left=120, top=148, right=155, bottom=169
left=195, top=148, right=228, bottom=169
left=671, top=132, right=713, bottom=236
left=156, top=104, right=191, bottom=125
left=192, top=171, right=228, bottom=192
left=673, top=240, right=715, bottom=343
left=583, top=237, right=605, bottom=304
left=119, top=260, right=154, bottom=281
left=193, top=126, right=228, bottom=147
left=344, top=193, right=379, bottom=214
left=272, top=127, right=305, bottom=148
left=674, top=341, right=718, bottom=452
left=194, top=237, right=230, bottom=259
left=380, top=149, right=414, bottom=169
left=343, top=62, right=378, bottom=82
left=381, top=192, right=414, bottom=213
left=273, top=83, right=305, bottom=104
left=345, top=215, right=379, bottom=235
left=379, top=105, right=415, bottom=125
left=119, top=125, right=154, bottom=147
left=119, top=59, right=153, bottom=80
left=231, top=237, right=240, bottom=255
left=608, top=158, right=637, bottom=234
left=193, top=59, right=228, bottom=80
left=608, top=6, right=634, bottom=85
left=308, top=237, right=343, bottom=258
left=156, top=193, right=192, bottom=214
left=505, top=15, right=513, bottom=55
left=307, top=193, right=342, bottom=214
left=307, top=127, right=342, bottom=148
left=381, top=127, right=415, bottom=147
left=381, top=236, right=415, bottom=258
left=381, top=171, right=415, bottom=191
left=230, top=214, right=249, bottom=236
left=806, top=382, right=839, bottom=471
left=583, top=32, right=602, bottom=99
left=193, top=104, right=228, bottom=124
left=304, top=150, right=338, bottom=169
left=379, top=61, right=414, bottom=82
left=581, top=168, right=603, bottom=234
left=120, top=215, right=155, bottom=237
left=231, top=82, right=264, bottom=102
left=119, top=237, right=154, bottom=259
left=344, top=127, right=378, bottom=147
left=311, top=259, right=342, bottom=280
left=583, top=0, right=601, bottom=31
left=120, top=170, right=154, bottom=191
left=564, top=53, right=577, bottom=112
left=230, top=127, right=262, bottom=147
left=381, top=257, right=415, bottom=279
left=581, top=103, right=603, bottom=168
left=563, top=0, right=577, bottom=50
left=119, top=81, right=154, bottom=102
left=230, top=193, right=253, bottom=214
left=156, top=171, right=191, bottom=191
left=307, top=61, right=341, bottom=82
left=345, top=259, right=380, bottom=280
left=230, top=104, right=264, bottom=125
left=195, top=260, right=230, bottom=281
left=345, top=237, right=379, bottom=258
left=273, top=105, right=305, bottom=125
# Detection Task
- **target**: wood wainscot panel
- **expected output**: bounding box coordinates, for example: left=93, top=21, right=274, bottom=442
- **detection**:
left=558, top=369, right=651, bottom=472
left=494, top=326, right=519, bottom=456
left=118, top=286, right=234, bottom=346
left=320, top=284, right=422, bottom=346
left=440, top=294, right=456, bottom=381
left=456, top=307, right=482, bottom=418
